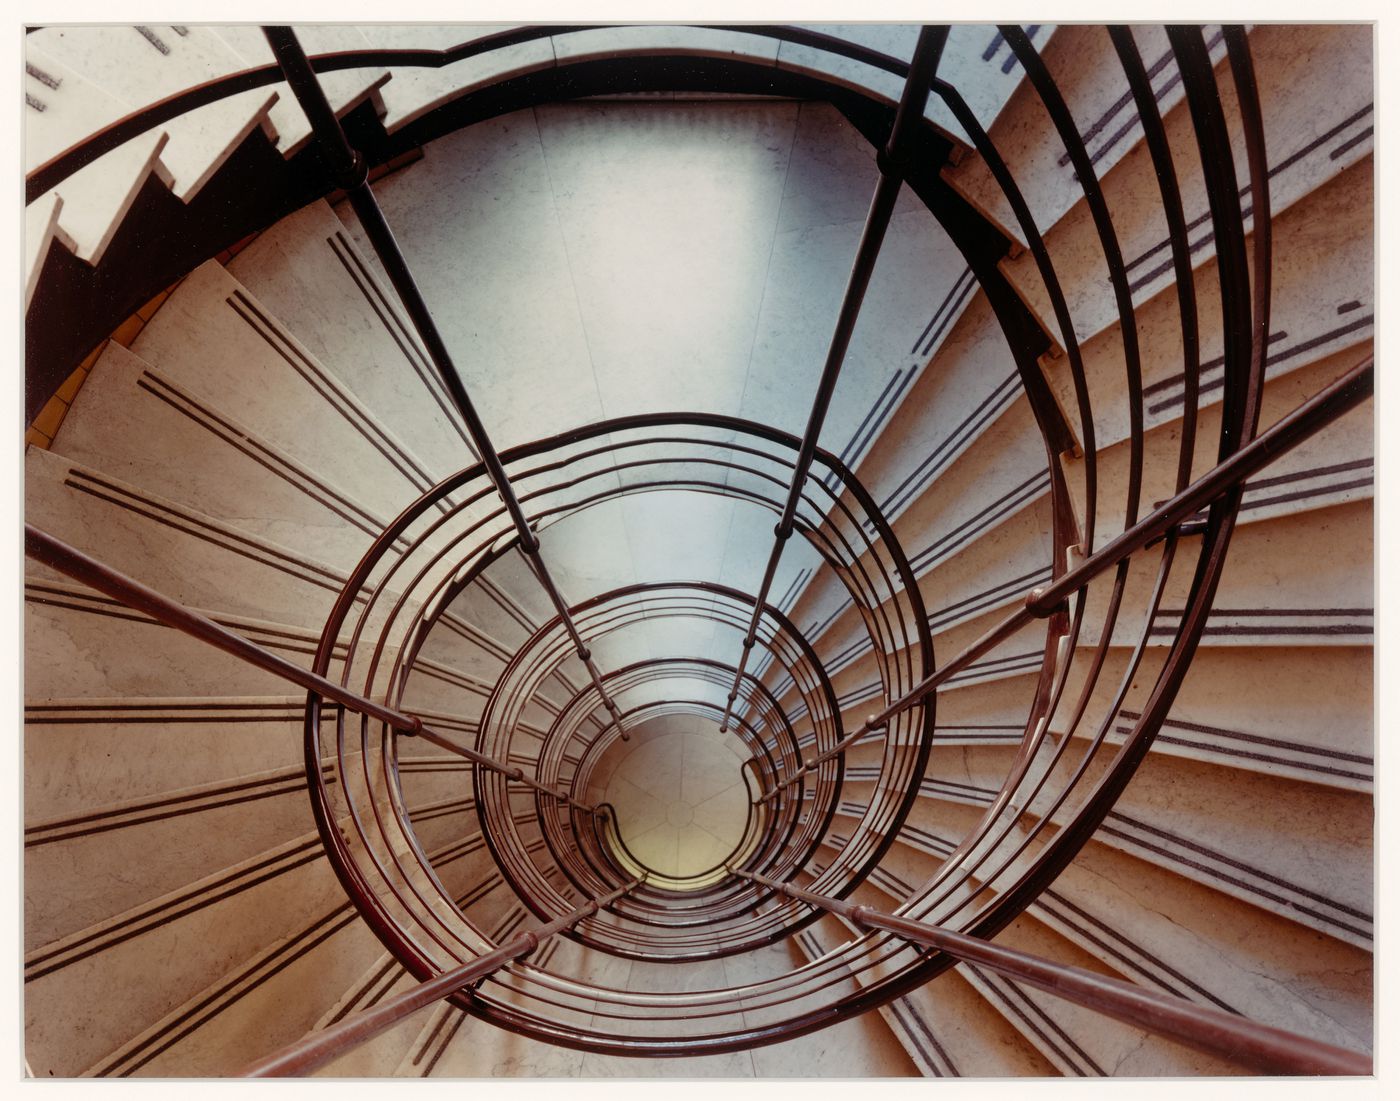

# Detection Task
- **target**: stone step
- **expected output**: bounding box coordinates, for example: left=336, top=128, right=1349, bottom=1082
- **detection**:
left=24, top=45, right=171, bottom=267
left=26, top=446, right=356, bottom=634
left=129, top=260, right=445, bottom=526
left=29, top=24, right=280, bottom=202
left=210, top=26, right=389, bottom=157
left=24, top=826, right=351, bottom=1077
left=23, top=573, right=350, bottom=700
left=225, top=199, right=476, bottom=482
left=54, top=341, right=385, bottom=574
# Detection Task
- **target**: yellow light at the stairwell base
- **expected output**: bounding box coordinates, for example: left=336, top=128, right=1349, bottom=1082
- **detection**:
left=592, top=718, right=751, bottom=881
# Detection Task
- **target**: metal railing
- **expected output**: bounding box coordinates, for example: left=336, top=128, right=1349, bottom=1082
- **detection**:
left=734, top=870, right=1371, bottom=1076
left=22, top=20, right=1374, bottom=1074
left=242, top=878, right=642, bottom=1077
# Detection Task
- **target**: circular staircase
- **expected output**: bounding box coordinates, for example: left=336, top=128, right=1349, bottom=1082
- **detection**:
left=22, top=23, right=1375, bottom=1077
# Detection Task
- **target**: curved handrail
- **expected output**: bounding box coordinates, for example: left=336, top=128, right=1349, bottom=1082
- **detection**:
left=22, top=20, right=1369, bottom=1071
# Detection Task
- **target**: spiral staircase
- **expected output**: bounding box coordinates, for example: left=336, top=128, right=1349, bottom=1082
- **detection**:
left=22, top=23, right=1376, bottom=1078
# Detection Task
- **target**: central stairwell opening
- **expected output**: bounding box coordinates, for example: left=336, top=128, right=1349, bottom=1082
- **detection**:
left=21, top=22, right=1375, bottom=1078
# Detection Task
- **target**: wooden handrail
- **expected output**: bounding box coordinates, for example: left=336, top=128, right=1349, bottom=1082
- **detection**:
left=718, top=24, right=950, bottom=735
left=757, top=356, right=1374, bottom=803
left=22, top=524, right=600, bottom=816
left=241, top=879, right=642, bottom=1076
left=735, top=870, right=1371, bottom=1076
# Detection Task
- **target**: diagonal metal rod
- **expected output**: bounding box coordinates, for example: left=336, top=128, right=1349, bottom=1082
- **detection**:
left=23, top=525, right=602, bottom=816
left=263, top=25, right=629, bottom=740
left=719, top=24, right=949, bottom=735
left=241, top=878, right=643, bottom=1076
left=756, top=358, right=1374, bottom=801
left=734, top=870, right=1370, bottom=1075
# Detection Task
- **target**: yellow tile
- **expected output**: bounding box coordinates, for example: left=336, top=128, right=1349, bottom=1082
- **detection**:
left=24, top=426, right=52, bottom=450
left=110, top=314, right=144, bottom=347
left=31, top=397, right=68, bottom=440
left=79, top=342, right=104, bottom=372
left=56, top=366, right=87, bottom=404
left=136, top=288, right=172, bottom=321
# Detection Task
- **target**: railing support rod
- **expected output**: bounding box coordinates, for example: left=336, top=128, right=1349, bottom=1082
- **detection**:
left=23, top=524, right=602, bottom=817
left=720, top=23, right=949, bottom=733
left=263, top=25, right=629, bottom=740
left=241, top=878, right=643, bottom=1077
left=756, top=358, right=1373, bottom=802
left=734, top=871, right=1370, bottom=1076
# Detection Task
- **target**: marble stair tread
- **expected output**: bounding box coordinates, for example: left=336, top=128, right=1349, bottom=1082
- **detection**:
left=129, top=259, right=446, bottom=524
left=353, top=24, right=555, bottom=132
left=1057, top=749, right=1373, bottom=948
left=943, top=25, right=1232, bottom=251
left=788, top=906, right=1027, bottom=1077
left=1047, top=842, right=1373, bottom=1052
left=24, top=46, right=173, bottom=267
left=907, top=739, right=1372, bottom=948
left=1040, top=174, right=1373, bottom=453
left=23, top=695, right=311, bottom=816
left=1012, top=144, right=1374, bottom=369
left=211, top=25, right=390, bottom=157
left=26, top=445, right=356, bottom=633
left=306, top=954, right=428, bottom=1076
left=953, top=916, right=1243, bottom=1076
left=24, top=758, right=331, bottom=952
left=24, top=826, right=353, bottom=1078
left=969, top=26, right=1371, bottom=295
left=832, top=808, right=1369, bottom=1055
left=1068, top=645, right=1373, bottom=792
left=29, top=25, right=280, bottom=203
left=23, top=572, right=351, bottom=700
left=1074, top=497, right=1372, bottom=649
left=225, top=199, right=475, bottom=482
left=111, top=908, right=385, bottom=1077
left=53, top=341, right=386, bottom=574
left=23, top=191, right=74, bottom=311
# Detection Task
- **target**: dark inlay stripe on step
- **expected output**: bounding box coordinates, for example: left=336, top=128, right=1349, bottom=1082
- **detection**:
left=24, top=699, right=303, bottom=724
left=1125, top=103, right=1372, bottom=289
left=1036, top=887, right=1236, bottom=1013
left=137, top=370, right=389, bottom=541
left=1115, top=708, right=1372, bottom=782
left=880, top=370, right=1021, bottom=521
left=420, top=1008, right=467, bottom=1076
left=1147, top=318, right=1371, bottom=415
left=908, top=469, right=1051, bottom=575
left=134, top=25, right=170, bottom=54
left=26, top=762, right=337, bottom=846
left=26, top=61, right=61, bottom=89
left=929, top=564, right=1054, bottom=632
left=26, top=580, right=349, bottom=661
left=1099, top=811, right=1372, bottom=937
left=26, top=837, right=326, bottom=980
left=966, top=964, right=1105, bottom=1076
left=62, top=467, right=346, bottom=594
left=227, top=291, right=440, bottom=501
left=105, top=903, right=361, bottom=1077
left=326, top=956, right=401, bottom=1026
left=327, top=231, right=477, bottom=456
left=913, top=267, right=976, bottom=358
left=888, top=996, right=959, bottom=1077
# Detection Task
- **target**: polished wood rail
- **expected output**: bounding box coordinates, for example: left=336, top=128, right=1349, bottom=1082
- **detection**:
left=21, top=524, right=602, bottom=816
left=757, top=356, right=1375, bottom=803
left=241, top=879, right=643, bottom=1077
left=735, top=871, right=1372, bottom=1076
left=22, top=19, right=1374, bottom=1071
left=266, top=26, right=629, bottom=741
left=719, top=25, right=947, bottom=734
